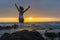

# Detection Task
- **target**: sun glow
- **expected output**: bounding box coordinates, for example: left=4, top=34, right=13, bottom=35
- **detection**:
left=28, top=17, right=33, bottom=20
left=0, top=18, right=60, bottom=22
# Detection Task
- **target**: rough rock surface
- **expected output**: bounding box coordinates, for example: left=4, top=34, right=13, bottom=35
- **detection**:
left=0, top=30, right=45, bottom=40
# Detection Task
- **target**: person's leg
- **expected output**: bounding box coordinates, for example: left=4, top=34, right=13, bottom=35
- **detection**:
left=20, top=18, right=24, bottom=28
left=19, top=18, right=24, bottom=23
left=19, top=18, right=20, bottom=23
left=21, top=18, right=24, bottom=23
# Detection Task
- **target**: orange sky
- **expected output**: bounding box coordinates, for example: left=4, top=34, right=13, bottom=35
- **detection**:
left=0, top=18, right=60, bottom=22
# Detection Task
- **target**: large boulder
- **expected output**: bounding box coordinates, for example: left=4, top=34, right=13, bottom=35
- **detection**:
left=0, top=30, right=45, bottom=40
left=0, top=33, right=10, bottom=40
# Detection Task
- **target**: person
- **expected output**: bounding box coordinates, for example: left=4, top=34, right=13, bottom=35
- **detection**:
left=15, top=3, right=30, bottom=23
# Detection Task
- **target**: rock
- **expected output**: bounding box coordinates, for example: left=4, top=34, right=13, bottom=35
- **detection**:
left=0, top=30, right=45, bottom=40
left=57, top=32, right=60, bottom=37
left=32, top=30, right=45, bottom=40
left=44, top=32, right=57, bottom=40
left=0, top=33, right=10, bottom=40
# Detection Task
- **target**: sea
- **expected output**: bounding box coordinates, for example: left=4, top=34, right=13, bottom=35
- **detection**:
left=0, top=22, right=60, bottom=39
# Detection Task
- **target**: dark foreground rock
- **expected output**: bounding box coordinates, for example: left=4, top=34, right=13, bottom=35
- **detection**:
left=0, top=33, right=10, bottom=40
left=45, top=32, right=57, bottom=40
left=0, top=30, right=45, bottom=40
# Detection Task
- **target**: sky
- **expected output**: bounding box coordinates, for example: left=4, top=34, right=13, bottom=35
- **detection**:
left=0, top=0, right=60, bottom=22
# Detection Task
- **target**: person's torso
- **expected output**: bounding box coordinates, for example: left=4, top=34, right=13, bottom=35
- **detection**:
left=19, top=11, right=24, bottom=18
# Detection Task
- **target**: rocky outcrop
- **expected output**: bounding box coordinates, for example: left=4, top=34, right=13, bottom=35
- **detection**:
left=0, top=30, right=45, bottom=40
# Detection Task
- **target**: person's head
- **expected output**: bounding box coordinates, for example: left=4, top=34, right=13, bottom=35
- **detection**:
left=19, top=6, right=24, bottom=11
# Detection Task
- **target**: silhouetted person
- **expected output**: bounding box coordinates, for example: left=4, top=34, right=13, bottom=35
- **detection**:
left=15, top=3, right=30, bottom=23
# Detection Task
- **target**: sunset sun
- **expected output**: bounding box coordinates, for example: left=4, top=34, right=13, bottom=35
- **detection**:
left=28, top=17, right=33, bottom=20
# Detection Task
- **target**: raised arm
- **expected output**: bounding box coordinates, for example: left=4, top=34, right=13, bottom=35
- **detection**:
left=23, top=5, right=30, bottom=13
left=15, top=3, right=19, bottom=11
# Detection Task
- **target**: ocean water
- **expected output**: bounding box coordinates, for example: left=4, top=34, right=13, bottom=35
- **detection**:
left=0, top=22, right=60, bottom=37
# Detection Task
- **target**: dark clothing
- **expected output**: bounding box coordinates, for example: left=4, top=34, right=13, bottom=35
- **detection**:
left=19, top=18, right=24, bottom=23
